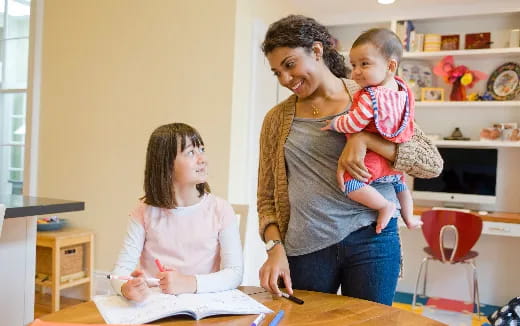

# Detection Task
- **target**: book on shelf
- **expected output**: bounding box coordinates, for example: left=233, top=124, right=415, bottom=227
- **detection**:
left=424, top=34, right=441, bottom=52
left=396, top=20, right=415, bottom=52
left=93, top=288, right=272, bottom=324
left=410, top=32, right=424, bottom=52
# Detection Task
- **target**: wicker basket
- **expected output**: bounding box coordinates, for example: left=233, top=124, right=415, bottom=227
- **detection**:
left=36, top=244, right=84, bottom=280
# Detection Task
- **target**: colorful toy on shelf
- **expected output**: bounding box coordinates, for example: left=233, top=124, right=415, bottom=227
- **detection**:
left=433, top=56, right=487, bottom=101
left=466, top=91, right=495, bottom=101
left=467, top=92, right=479, bottom=101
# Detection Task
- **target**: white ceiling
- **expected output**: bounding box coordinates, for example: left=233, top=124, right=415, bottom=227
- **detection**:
left=286, top=0, right=520, bottom=26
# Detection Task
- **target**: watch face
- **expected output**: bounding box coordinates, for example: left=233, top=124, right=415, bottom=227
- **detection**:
left=266, top=240, right=280, bottom=251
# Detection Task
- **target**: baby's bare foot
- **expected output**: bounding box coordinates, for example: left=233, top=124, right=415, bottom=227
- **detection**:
left=376, top=202, right=396, bottom=234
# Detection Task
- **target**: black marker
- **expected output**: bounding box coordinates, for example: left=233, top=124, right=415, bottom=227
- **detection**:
left=281, top=291, right=304, bottom=304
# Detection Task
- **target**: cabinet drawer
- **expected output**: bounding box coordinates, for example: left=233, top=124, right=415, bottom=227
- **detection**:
left=482, top=221, right=520, bottom=237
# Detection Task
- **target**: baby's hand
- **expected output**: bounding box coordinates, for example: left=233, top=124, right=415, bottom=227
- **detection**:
left=157, top=266, right=197, bottom=295
left=405, top=217, right=424, bottom=229
left=320, top=120, right=333, bottom=131
left=121, top=270, right=150, bottom=302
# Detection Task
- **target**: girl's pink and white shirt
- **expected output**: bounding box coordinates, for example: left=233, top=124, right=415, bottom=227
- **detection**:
left=111, top=193, right=243, bottom=294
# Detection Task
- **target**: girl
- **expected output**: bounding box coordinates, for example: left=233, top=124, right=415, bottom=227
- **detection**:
left=322, top=28, right=423, bottom=234
left=111, top=123, right=243, bottom=302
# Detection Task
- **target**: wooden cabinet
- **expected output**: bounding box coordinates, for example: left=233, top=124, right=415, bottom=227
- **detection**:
left=36, top=228, right=94, bottom=312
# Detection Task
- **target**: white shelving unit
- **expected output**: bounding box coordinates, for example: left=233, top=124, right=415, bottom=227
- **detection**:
left=403, top=47, right=520, bottom=60
left=329, top=10, right=520, bottom=141
left=416, top=100, right=520, bottom=108
left=433, top=140, right=520, bottom=148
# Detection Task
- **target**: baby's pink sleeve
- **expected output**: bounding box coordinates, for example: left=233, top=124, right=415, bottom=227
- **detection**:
left=333, top=93, right=374, bottom=134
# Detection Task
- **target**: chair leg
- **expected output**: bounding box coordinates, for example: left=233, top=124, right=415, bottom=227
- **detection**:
left=412, top=257, right=429, bottom=309
left=422, top=257, right=429, bottom=296
left=469, top=260, right=480, bottom=317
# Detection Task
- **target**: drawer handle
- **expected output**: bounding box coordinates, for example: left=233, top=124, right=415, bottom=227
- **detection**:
left=487, top=227, right=511, bottom=233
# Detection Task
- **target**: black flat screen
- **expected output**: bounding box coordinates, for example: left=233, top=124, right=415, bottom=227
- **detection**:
left=413, top=147, right=497, bottom=196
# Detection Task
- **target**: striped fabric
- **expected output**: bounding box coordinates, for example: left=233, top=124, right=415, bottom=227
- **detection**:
left=331, top=76, right=414, bottom=144
left=345, top=179, right=367, bottom=193
left=344, top=173, right=407, bottom=194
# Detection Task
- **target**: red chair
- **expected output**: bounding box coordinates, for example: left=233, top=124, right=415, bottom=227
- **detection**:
left=412, top=209, right=483, bottom=315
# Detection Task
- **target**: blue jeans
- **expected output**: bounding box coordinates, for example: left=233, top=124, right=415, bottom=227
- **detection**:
left=287, top=218, right=401, bottom=305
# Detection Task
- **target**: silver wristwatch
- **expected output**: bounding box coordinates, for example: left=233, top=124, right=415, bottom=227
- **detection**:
left=265, top=239, right=282, bottom=252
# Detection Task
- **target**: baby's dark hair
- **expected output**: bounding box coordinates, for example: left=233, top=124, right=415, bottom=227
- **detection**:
left=262, top=14, right=347, bottom=78
left=142, top=122, right=210, bottom=209
left=352, top=28, right=403, bottom=64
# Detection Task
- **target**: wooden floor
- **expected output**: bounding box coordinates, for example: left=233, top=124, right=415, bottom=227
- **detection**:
left=34, top=292, right=86, bottom=319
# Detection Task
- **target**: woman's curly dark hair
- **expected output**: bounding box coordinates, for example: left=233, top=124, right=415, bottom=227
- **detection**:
left=261, top=15, right=347, bottom=78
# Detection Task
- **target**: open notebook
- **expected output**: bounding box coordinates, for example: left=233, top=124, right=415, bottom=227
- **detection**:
left=93, top=288, right=272, bottom=324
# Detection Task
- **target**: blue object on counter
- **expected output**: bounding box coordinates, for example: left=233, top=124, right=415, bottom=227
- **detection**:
left=37, top=218, right=67, bottom=231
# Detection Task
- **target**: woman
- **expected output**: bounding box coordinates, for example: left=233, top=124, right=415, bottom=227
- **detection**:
left=257, top=15, right=442, bottom=305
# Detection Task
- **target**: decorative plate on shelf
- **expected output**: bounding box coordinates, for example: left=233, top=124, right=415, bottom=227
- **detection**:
left=486, top=62, right=520, bottom=100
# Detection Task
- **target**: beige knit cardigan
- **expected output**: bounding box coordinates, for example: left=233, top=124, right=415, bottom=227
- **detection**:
left=257, top=79, right=443, bottom=241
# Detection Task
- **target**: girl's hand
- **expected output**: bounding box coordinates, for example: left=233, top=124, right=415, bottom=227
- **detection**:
left=337, top=132, right=371, bottom=190
left=320, top=120, right=333, bottom=131
left=259, top=245, right=293, bottom=297
left=121, top=270, right=150, bottom=302
left=157, top=267, right=197, bottom=295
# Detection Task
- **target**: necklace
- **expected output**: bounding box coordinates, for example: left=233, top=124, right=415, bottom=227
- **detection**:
left=311, top=103, right=320, bottom=117
left=300, top=81, right=347, bottom=117
left=308, top=97, right=329, bottom=117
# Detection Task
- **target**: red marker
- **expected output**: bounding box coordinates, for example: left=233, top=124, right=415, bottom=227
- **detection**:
left=154, top=258, right=165, bottom=272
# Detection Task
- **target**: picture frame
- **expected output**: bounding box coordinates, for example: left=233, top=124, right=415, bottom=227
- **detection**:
left=421, top=87, right=445, bottom=102
left=441, top=34, right=460, bottom=50
left=465, top=32, right=491, bottom=49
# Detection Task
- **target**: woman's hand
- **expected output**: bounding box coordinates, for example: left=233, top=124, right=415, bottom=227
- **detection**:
left=337, top=132, right=371, bottom=191
left=157, top=267, right=197, bottom=295
left=120, top=270, right=150, bottom=302
left=259, top=245, right=293, bottom=296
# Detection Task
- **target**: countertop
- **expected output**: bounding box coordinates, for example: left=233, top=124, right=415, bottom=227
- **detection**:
left=1, top=195, right=85, bottom=218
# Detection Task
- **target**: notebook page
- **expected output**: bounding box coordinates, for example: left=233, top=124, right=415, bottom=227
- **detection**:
left=177, top=290, right=272, bottom=319
left=93, top=290, right=182, bottom=324
left=93, top=289, right=272, bottom=324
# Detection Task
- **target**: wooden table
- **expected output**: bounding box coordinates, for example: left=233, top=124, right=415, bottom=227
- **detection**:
left=39, top=287, right=445, bottom=325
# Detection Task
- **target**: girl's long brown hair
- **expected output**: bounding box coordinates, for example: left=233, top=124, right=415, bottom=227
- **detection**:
left=142, top=123, right=210, bottom=209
